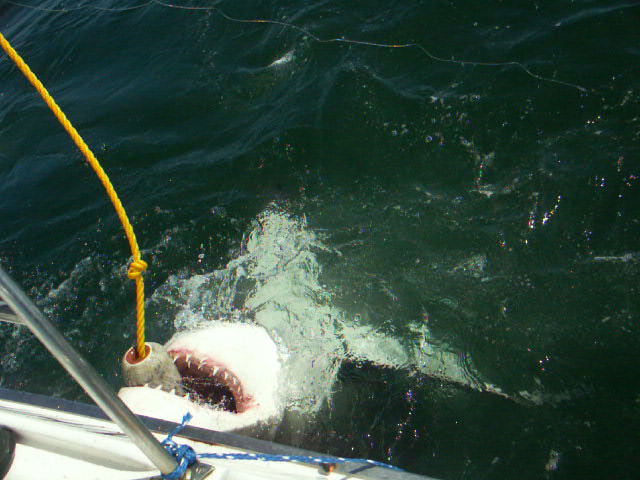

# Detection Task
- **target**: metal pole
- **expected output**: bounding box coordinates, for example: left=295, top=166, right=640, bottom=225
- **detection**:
left=0, top=266, right=178, bottom=476
left=0, top=312, right=22, bottom=324
left=0, top=300, right=22, bottom=325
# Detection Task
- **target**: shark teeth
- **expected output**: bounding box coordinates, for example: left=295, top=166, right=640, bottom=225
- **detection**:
left=167, top=348, right=250, bottom=413
left=142, top=382, right=177, bottom=394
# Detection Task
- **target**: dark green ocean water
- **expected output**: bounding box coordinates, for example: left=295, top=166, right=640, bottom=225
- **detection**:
left=1, top=1, right=640, bottom=479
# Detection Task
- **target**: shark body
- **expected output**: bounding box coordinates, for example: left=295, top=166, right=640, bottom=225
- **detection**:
left=118, top=207, right=541, bottom=433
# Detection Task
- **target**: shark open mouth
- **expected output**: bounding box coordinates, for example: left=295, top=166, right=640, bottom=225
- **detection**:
left=168, top=347, right=253, bottom=414
left=119, top=322, right=281, bottom=431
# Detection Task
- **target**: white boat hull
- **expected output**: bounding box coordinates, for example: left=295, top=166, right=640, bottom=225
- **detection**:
left=0, top=388, right=434, bottom=480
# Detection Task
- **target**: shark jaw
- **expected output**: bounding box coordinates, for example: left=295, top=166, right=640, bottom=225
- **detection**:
left=169, top=346, right=248, bottom=414
left=118, top=323, right=282, bottom=432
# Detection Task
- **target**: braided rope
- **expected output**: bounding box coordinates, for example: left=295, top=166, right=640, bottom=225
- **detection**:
left=160, top=413, right=404, bottom=479
left=1, top=32, right=148, bottom=359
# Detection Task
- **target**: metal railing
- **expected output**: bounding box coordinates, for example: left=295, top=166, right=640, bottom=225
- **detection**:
left=0, top=265, right=180, bottom=477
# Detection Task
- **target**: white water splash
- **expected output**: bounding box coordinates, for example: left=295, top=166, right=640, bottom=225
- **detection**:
left=149, top=205, right=519, bottom=421
left=152, top=207, right=345, bottom=414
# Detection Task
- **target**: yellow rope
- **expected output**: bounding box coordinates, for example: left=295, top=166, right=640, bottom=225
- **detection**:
left=1, top=32, right=148, bottom=359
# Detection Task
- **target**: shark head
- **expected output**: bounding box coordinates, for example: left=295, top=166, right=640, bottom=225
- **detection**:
left=118, top=322, right=282, bottom=431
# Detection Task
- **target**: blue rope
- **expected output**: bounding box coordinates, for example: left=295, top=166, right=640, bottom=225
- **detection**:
left=160, top=413, right=403, bottom=479
left=161, top=413, right=198, bottom=480
left=197, top=452, right=405, bottom=471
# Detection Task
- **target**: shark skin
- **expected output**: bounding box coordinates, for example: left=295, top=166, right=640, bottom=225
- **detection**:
left=117, top=318, right=512, bottom=434
left=118, top=207, right=558, bottom=434
left=118, top=323, right=281, bottom=432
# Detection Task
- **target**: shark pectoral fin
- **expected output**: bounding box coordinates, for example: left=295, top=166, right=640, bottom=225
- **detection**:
left=339, top=323, right=497, bottom=395
left=339, top=324, right=410, bottom=367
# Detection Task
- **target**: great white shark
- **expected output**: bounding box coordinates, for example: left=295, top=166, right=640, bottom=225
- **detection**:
left=118, top=207, right=542, bottom=433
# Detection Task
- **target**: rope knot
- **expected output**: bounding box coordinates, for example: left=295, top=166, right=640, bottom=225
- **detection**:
left=162, top=443, right=197, bottom=480
left=161, top=413, right=197, bottom=480
left=128, top=259, right=148, bottom=279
